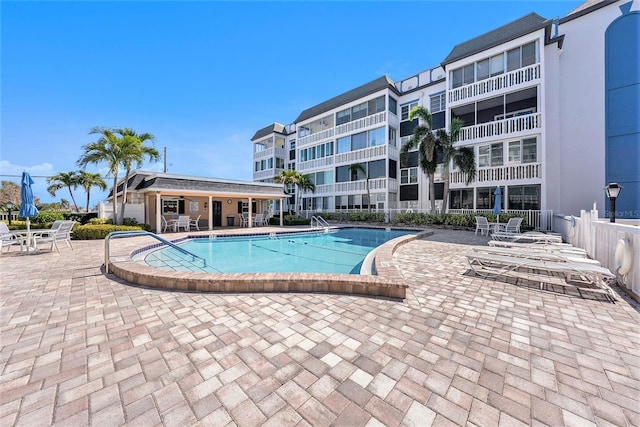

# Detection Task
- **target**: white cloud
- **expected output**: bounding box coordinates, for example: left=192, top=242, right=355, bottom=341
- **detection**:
left=0, top=160, right=56, bottom=179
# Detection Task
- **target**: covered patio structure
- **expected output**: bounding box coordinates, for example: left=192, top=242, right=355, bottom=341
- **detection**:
left=110, top=171, right=287, bottom=232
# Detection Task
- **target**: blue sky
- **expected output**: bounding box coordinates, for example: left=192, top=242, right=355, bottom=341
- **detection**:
left=1, top=0, right=584, bottom=206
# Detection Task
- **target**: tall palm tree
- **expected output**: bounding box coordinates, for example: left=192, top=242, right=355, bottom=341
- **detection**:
left=78, top=127, right=123, bottom=223
left=77, top=170, right=107, bottom=212
left=296, top=174, right=316, bottom=213
left=348, top=163, right=371, bottom=211
left=400, top=106, right=439, bottom=213
left=436, top=118, right=475, bottom=211
left=47, top=171, right=81, bottom=213
left=275, top=169, right=301, bottom=215
left=112, top=128, right=160, bottom=222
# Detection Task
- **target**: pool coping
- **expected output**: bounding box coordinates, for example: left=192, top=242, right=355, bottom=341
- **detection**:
left=108, top=226, right=432, bottom=300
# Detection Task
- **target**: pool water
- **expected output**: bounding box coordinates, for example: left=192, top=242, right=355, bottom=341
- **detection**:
left=143, top=228, right=415, bottom=274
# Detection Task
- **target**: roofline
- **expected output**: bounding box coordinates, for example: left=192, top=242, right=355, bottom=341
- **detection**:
left=559, top=0, right=619, bottom=24
left=119, top=170, right=284, bottom=190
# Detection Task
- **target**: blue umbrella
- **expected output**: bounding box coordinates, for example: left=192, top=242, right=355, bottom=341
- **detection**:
left=19, top=172, right=39, bottom=244
left=492, top=187, right=502, bottom=223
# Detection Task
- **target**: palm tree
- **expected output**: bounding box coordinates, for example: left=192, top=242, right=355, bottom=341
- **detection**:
left=296, top=174, right=316, bottom=213
left=77, top=170, right=107, bottom=212
left=47, top=171, right=81, bottom=213
left=112, top=128, right=160, bottom=222
left=436, top=118, right=476, bottom=211
left=347, top=163, right=371, bottom=211
left=400, top=106, right=439, bottom=213
left=274, top=170, right=301, bottom=215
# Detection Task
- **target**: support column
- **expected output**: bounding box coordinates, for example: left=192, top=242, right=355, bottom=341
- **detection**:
left=155, top=192, right=161, bottom=233
left=208, top=195, right=213, bottom=231
left=248, top=197, right=253, bottom=228
left=280, top=198, right=284, bottom=226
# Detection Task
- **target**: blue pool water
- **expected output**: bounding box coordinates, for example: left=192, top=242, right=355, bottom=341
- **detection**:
left=143, top=228, right=415, bottom=274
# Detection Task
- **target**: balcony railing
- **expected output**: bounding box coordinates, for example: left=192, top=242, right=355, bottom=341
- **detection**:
left=334, top=145, right=387, bottom=165
left=297, top=128, right=334, bottom=148
left=335, top=111, right=387, bottom=138
left=253, top=169, right=281, bottom=180
left=448, top=63, right=541, bottom=105
left=253, top=146, right=285, bottom=160
left=458, top=113, right=541, bottom=143
left=449, top=162, right=542, bottom=185
left=297, top=156, right=335, bottom=172
left=334, top=177, right=397, bottom=193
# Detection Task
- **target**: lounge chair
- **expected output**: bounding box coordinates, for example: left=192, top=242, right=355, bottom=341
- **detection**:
left=487, top=240, right=587, bottom=255
left=504, top=217, right=523, bottom=233
left=471, top=245, right=600, bottom=265
left=0, top=222, right=20, bottom=254
left=176, top=216, right=190, bottom=232
left=491, top=231, right=563, bottom=244
left=189, top=215, right=201, bottom=231
left=465, top=251, right=615, bottom=301
left=35, top=220, right=75, bottom=253
left=474, top=216, right=491, bottom=236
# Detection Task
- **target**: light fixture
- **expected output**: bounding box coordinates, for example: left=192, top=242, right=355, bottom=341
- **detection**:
left=5, top=202, right=13, bottom=225
left=604, top=183, right=622, bottom=223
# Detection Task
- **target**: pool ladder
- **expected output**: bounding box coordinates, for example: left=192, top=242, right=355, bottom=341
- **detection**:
left=310, top=215, right=330, bottom=230
left=104, top=230, right=207, bottom=274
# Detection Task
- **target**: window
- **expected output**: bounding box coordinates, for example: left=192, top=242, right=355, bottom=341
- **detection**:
left=476, top=187, right=502, bottom=209
left=276, top=158, right=284, bottom=169
left=368, top=97, right=385, bottom=114
left=351, top=132, right=367, bottom=151
left=163, top=200, right=178, bottom=214
left=508, top=138, right=537, bottom=164
left=508, top=141, right=521, bottom=163
left=388, top=127, right=397, bottom=147
left=368, top=127, right=385, bottom=147
left=478, top=143, right=504, bottom=167
left=449, top=189, right=474, bottom=209
left=451, top=64, right=474, bottom=89
left=401, top=101, right=418, bottom=121
left=368, top=159, right=385, bottom=179
left=352, top=103, right=367, bottom=120
left=388, top=159, right=397, bottom=179
left=508, top=185, right=540, bottom=210
left=430, top=93, right=446, bottom=113
left=490, top=144, right=503, bottom=166
left=336, top=109, right=351, bottom=126
left=400, top=167, right=418, bottom=184
left=337, top=136, right=350, bottom=154
left=478, top=146, right=490, bottom=167
left=507, top=41, right=537, bottom=71
left=389, top=97, right=398, bottom=115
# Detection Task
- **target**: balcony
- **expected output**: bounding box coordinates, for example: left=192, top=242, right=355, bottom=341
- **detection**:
left=335, top=177, right=398, bottom=193
left=335, top=111, right=387, bottom=138
left=297, top=156, right=334, bottom=172
left=253, top=146, right=285, bottom=161
left=449, top=162, right=542, bottom=186
left=448, top=63, right=541, bottom=106
left=334, top=145, right=387, bottom=165
left=253, top=169, right=281, bottom=181
left=458, top=113, right=541, bottom=143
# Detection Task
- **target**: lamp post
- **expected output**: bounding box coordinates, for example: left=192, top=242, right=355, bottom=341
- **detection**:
left=604, top=183, right=622, bottom=223
left=5, top=202, right=13, bottom=225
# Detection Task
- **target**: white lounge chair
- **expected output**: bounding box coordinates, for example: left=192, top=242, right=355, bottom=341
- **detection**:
left=474, top=216, right=491, bottom=236
left=491, top=231, right=563, bottom=244
left=0, top=222, right=20, bottom=254
left=189, top=215, right=201, bottom=231
left=35, top=220, right=75, bottom=253
left=465, top=251, right=615, bottom=301
left=176, top=216, right=190, bottom=232
left=487, top=240, right=587, bottom=255
left=471, top=245, right=600, bottom=265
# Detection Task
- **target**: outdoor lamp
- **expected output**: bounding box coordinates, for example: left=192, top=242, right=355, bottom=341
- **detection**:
left=5, top=202, right=13, bottom=225
left=604, top=183, right=622, bottom=223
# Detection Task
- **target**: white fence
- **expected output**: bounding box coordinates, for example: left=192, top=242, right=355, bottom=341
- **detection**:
left=98, top=202, right=145, bottom=224
left=554, top=210, right=639, bottom=300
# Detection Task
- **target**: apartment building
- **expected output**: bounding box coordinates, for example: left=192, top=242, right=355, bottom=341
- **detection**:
left=252, top=0, right=639, bottom=220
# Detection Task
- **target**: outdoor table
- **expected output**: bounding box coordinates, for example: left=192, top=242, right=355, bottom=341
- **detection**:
left=489, top=222, right=506, bottom=233
left=10, top=229, right=57, bottom=253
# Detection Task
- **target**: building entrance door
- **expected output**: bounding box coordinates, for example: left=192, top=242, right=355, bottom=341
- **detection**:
left=212, top=201, right=222, bottom=227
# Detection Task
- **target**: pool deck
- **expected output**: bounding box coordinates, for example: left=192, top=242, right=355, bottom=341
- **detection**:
left=1, top=227, right=639, bottom=426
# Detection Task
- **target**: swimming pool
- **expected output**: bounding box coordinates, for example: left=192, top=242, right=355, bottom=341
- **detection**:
left=143, top=227, right=416, bottom=274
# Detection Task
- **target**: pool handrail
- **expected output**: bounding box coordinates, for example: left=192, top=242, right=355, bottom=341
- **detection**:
left=311, top=215, right=329, bottom=228
left=104, top=230, right=206, bottom=274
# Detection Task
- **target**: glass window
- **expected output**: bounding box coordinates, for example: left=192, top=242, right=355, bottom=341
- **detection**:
left=478, top=145, right=490, bottom=167
left=430, top=93, right=446, bottom=113
left=401, top=101, right=418, bottom=121
left=326, top=141, right=334, bottom=156
left=325, top=170, right=334, bottom=184
left=336, top=109, right=350, bottom=126
left=522, top=42, right=536, bottom=67
left=400, top=168, right=418, bottom=184
left=490, top=53, right=504, bottom=76
left=368, top=127, right=385, bottom=147
left=463, top=64, right=474, bottom=85
left=336, top=165, right=350, bottom=182
left=476, top=58, right=490, bottom=81
left=490, top=143, right=503, bottom=166
left=451, top=68, right=463, bottom=89
left=507, top=48, right=520, bottom=71
left=337, top=136, right=350, bottom=154
left=388, top=127, right=397, bottom=146
left=389, top=159, right=397, bottom=179
left=368, top=159, right=385, bottom=179
left=508, top=141, right=521, bottom=163
left=522, top=138, right=537, bottom=163
left=389, top=97, right=398, bottom=115
left=351, top=132, right=367, bottom=151
left=352, top=103, right=367, bottom=120
left=368, top=96, right=385, bottom=115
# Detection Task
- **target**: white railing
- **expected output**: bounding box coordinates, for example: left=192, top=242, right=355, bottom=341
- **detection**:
left=334, top=111, right=387, bottom=137
left=253, top=169, right=281, bottom=180
left=310, top=215, right=330, bottom=228
left=448, top=63, right=541, bottom=105
left=297, top=156, right=334, bottom=172
left=450, top=162, right=542, bottom=185
left=459, top=113, right=541, bottom=143
left=253, top=146, right=285, bottom=160
left=334, top=177, right=392, bottom=193
left=297, top=128, right=334, bottom=148
left=334, top=145, right=387, bottom=165
left=314, top=184, right=335, bottom=194
left=448, top=208, right=553, bottom=231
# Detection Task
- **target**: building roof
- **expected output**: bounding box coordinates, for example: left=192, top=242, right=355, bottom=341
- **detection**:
left=113, top=171, right=286, bottom=199
left=442, top=13, right=549, bottom=66
left=251, top=123, right=288, bottom=142
left=294, top=75, right=400, bottom=124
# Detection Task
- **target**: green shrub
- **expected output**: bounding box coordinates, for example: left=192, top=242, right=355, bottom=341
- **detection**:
left=88, top=217, right=110, bottom=225
left=268, top=215, right=310, bottom=226
left=72, top=224, right=146, bottom=240
left=31, top=211, right=65, bottom=224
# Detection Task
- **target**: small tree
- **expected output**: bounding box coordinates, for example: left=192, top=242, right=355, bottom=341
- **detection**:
left=436, top=118, right=475, bottom=212
left=275, top=170, right=301, bottom=215
left=296, top=174, right=316, bottom=212
left=348, top=163, right=371, bottom=211
left=47, top=171, right=81, bottom=213
left=0, top=181, right=21, bottom=208
left=77, top=170, right=107, bottom=212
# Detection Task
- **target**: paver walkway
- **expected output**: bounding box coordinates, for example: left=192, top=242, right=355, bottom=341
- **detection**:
left=1, top=229, right=638, bottom=426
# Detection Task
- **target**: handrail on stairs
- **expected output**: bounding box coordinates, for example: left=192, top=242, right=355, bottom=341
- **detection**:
left=104, top=230, right=206, bottom=274
left=310, top=215, right=330, bottom=228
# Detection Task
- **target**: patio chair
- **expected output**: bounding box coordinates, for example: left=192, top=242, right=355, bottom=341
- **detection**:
left=35, top=220, right=75, bottom=253
left=176, top=216, right=190, bottom=232
left=0, top=222, right=20, bottom=254
left=189, top=215, right=201, bottom=231
left=253, top=213, right=264, bottom=227
left=474, top=216, right=491, bottom=236
left=504, top=217, right=523, bottom=233
left=239, top=213, right=248, bottom=227
left=465, top=251, right=615, bottom=301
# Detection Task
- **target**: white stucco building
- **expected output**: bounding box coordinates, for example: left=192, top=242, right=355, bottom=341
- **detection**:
left=252, top=0, right=639, bottom=222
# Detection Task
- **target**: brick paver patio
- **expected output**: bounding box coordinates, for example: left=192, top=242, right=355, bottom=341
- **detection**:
left=1, top=228, right=638, bottom=426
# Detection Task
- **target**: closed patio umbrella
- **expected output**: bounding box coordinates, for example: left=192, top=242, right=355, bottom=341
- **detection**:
left=492, top=187, right=502, bottom=223
left=19, top=171, right=39, bottom=250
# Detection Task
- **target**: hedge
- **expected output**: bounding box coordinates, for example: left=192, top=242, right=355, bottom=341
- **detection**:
left=72, top=224, right=148, bottom=240
left=268, top=215, right=311, bottom=226
left=393, top=212, right=527, bottom=229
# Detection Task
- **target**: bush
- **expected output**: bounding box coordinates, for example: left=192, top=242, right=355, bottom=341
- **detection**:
left=393, top=212, right=526, bottom=229
left=65, top=212, right=98, bottom=224
left=31, top=211, right=65, bottom=224
left=268, top=215, right=310, bottom=226
left=72, top=224, right=147, bottom=240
